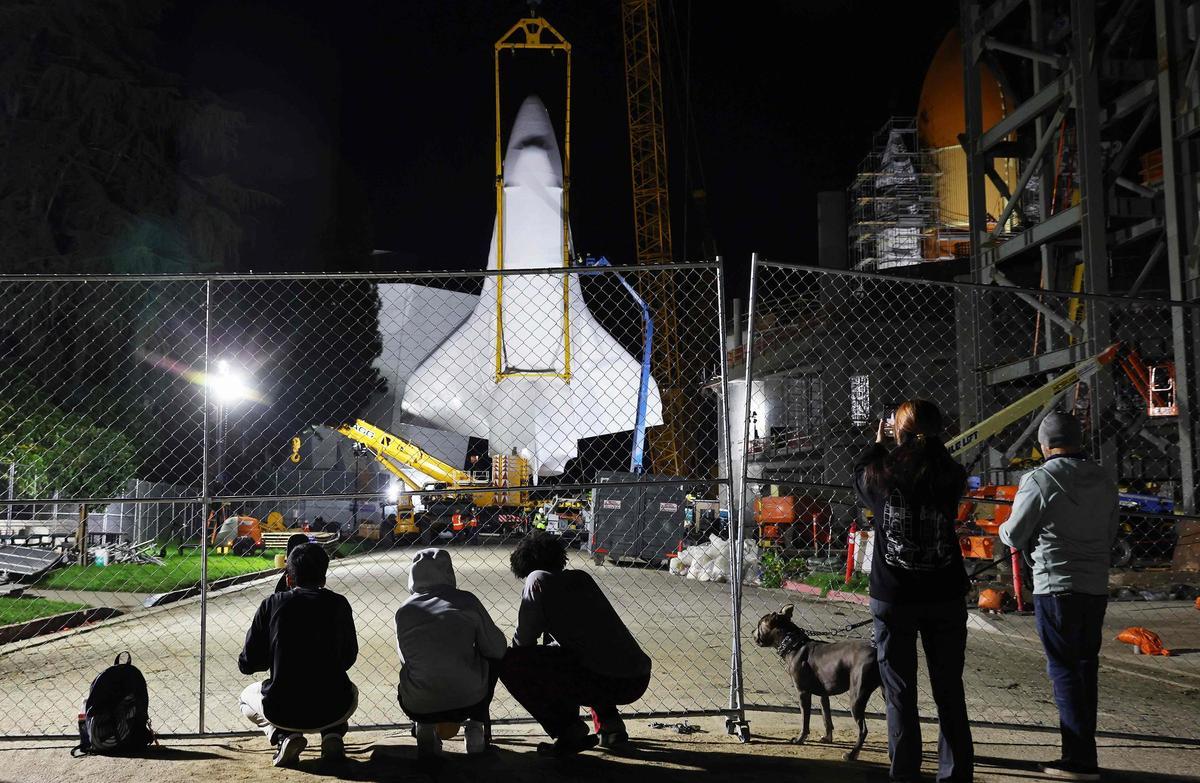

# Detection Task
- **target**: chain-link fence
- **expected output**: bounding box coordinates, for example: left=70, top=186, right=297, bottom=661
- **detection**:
left=738, top=258, right=1200, bottom=741
left=3, top=259, right=1198, bottom=743
left=0, top=263, right=742, bottom=737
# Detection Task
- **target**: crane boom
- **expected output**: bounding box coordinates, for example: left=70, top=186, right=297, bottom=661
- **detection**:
left=336, top=419, right=473, bottom=489
left=946, top=343, right=1120, bottom=458
left=622, top=0, right=689, bottom=477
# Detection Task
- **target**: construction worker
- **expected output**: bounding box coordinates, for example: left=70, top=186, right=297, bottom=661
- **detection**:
left=999, top=412, right=1119, bottom=781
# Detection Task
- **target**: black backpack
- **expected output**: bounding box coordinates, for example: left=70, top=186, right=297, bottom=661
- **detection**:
left=73, top=651, right=154, bottom=756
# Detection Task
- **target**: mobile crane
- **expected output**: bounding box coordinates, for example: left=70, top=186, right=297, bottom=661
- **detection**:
left=316, top=419, right=535, bottom=540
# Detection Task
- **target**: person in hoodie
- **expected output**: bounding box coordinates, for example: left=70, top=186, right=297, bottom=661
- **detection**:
left=854, top=399, right=973, bottom=783
left=1000, top=412, right=1119, bottom=782
left=238, top=543, right=358, bottom=768
left=395, top=548, right=506, bottom=758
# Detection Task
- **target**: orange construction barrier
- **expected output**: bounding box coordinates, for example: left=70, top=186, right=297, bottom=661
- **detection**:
left=1116, top=627, right=1172, bottom=656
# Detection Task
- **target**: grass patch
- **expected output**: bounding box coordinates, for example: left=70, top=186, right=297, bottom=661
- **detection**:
left=802, top=570, right=870, bottom=596
left=0, top=596, right=89, bottom=625
left=40, top=552, right=277, bottom=594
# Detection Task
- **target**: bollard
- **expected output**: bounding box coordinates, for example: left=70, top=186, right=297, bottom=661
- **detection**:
left=844, top=521, right=857, bottom=585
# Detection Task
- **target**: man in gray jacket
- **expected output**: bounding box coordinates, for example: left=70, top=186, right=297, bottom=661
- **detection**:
left=395, top=548, right=507, bottom=758
left=999, top=412, right=1119, bottom=781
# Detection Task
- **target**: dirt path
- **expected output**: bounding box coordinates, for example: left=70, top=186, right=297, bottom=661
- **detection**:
left=1, top=713, right=1196, bottom=783
left=1, top=547, right=1196, bottom=741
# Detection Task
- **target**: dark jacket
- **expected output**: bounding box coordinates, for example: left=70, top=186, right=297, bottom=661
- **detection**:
left=238, top=586, right=358, bottom=729
left=854, top=441, right=968, bottom=604
left=513, top=569, right=652, bottom=679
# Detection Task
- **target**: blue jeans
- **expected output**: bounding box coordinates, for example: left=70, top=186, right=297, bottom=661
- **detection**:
left=870, top=597, right=973, bottom=782
left=1033, top=592, right=1107, bottom=768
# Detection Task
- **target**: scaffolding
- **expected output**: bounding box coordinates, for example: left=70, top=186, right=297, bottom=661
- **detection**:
left=849, top=118, right=944, bottom=270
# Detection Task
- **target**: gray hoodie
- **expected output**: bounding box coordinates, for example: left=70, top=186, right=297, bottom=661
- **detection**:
left=395, top=548, right=507, bottom=715
left=998, top=456, right=1120, bottom=596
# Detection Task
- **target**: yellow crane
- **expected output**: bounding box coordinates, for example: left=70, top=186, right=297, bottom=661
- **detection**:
left=313, top=419, right=534, bottom=538
left=622, top=0, right=689, bottom=477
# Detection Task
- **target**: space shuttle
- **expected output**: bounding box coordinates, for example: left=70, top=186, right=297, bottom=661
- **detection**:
left=400, top=95, right=663, bottom=476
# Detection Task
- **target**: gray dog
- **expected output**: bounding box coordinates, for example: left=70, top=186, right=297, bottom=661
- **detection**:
left=754, top=605, right=881, bottom=761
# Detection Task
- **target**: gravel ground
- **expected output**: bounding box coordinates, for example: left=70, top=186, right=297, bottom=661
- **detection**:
left=0, top=711, right=1196, bottom=783
left=0, top=546, right=1196, bottom=742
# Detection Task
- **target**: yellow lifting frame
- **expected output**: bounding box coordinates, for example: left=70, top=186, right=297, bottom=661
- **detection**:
left=494, top=16, right=573, bottom=383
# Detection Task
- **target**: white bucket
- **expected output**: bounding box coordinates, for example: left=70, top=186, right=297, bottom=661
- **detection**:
left=94, top=548, right=108, bottom=567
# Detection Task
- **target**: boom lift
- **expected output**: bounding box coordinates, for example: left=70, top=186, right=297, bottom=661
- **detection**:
left=948, top=343, right=1178, bottom=570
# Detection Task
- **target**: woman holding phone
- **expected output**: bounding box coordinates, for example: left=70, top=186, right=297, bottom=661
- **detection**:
left=853, top=399, right=973, bottom=783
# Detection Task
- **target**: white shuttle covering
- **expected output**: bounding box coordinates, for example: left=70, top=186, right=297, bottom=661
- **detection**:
left=367, top=283, right=478, bottom=476
left=401, top=96, right=662, bottom=475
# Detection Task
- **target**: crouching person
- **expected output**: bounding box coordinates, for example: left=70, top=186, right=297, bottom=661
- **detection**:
left=238, top=543, right=358, bottom=768
left=396, top=548, right=506, bottom=758
left=500, top=532, right=652, bottom=756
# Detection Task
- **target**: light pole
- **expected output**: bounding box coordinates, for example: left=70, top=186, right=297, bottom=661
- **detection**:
left=210, top=360, right=255, bottom=525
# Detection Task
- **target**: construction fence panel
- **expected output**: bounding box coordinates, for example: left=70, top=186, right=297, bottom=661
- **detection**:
left=738, top=259, right=1200, bottom=742
left=0, top=263, right=738, bottom=737
left=0, top=279, right=210, bottom=736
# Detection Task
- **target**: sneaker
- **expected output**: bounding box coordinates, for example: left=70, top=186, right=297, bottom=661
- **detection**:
left=596, top=716, right=629, bottom=748
left=272, top=733, right=307, bottom=768
left=536, top=720, right=598, bottom=757
left=464, top=719, right=487, bottom=755
left=1041, top=761, right=1101, bottom=780
left=320, top=733, right=346, bottom=763
left=415, top=722, right=443, bottom=759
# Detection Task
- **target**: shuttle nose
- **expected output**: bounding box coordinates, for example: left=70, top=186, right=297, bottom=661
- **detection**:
left=505, top=95, right=562, bottom=186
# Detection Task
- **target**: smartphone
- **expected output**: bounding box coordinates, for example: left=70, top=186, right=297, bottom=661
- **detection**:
left=883, top=407, right=896, bottom=438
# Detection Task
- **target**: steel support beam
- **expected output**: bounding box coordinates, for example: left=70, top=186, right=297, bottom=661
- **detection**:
left=1031, top=0, right=1057, bottom=354
left=980, top=204, right=1081, bottom=272
left=1128, top=238, right=1167, bottom=297
left=992, top=269, right=1085, bottom=339
left=1099, top=78, right=1158, bottom=126
left=980, top=76, right=1071, bottom=152
left=1071, top=0, right=1118, bottom=477
left=986, top=344, right=1093, bottom=385
left=983, top=37, right=1065, bottom=68
left=960, top=0, right=990, bottom=452
left=989, top=103, right=1069, bottom=240
left=1109, top=103, right=1159, bottom=176
left=1155, top=0, right=1198, bottom=512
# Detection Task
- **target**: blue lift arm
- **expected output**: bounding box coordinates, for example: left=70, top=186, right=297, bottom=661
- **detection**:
left=580, top=255, right=652, bottom=474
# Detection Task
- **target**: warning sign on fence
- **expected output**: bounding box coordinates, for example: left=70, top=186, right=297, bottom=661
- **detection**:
left=602, top=499, right=622, bottom=510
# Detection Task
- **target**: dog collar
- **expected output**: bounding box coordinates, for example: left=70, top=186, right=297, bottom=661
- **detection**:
left=777, top=631, right=806, bottom=659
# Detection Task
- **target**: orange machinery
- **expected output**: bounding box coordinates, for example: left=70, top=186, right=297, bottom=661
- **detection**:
left=754, top=495, right=832, bottom=547
left=957, top=485, right=1018, bottom=561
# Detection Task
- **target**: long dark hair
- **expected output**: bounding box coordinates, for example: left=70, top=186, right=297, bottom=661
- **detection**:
left=866, top=399, right=963, bottom=509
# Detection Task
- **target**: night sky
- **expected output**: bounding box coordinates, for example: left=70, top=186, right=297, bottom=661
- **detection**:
left=161, top=0, right=959, bottom=299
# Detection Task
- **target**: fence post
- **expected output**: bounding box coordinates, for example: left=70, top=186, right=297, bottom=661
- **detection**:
left=727, top=253, right=762, bottom=742
left=76, top=505, right=87, bottom=565
left=198, top=279, right=212, bottom=734
left=715, top=258, right=747, bottom=737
